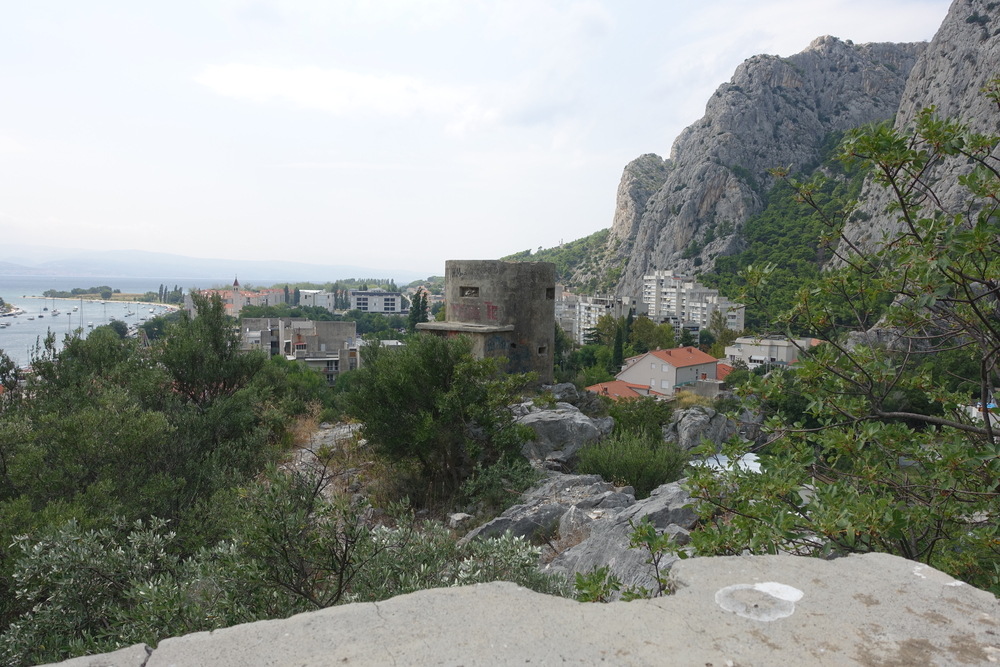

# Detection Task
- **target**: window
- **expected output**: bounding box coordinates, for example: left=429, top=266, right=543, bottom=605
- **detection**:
left=460, top=286, right=480, bottom=297
left=650, top=362, right=656, bottom=370
left=661, top=379, right=669, bottom=389
left=537, top=346, right=547, bottom=355
left=545, top=287, right=555, bottom=300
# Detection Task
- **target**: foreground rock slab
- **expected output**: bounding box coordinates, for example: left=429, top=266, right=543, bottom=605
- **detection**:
left=52, top=552, right=999, bottom=666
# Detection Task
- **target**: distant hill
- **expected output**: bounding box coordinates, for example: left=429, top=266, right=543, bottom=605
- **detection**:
left=0, top=245, right=428, bottom=284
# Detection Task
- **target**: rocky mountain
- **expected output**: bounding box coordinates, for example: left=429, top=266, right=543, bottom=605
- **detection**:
left=840, top=0, right=1000, bottom=256
left=603, top=36, right=923, bottom=298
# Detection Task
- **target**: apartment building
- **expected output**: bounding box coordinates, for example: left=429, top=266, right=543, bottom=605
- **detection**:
left=350, top=289, right=407, bottom=314
left=642, top=270, right=744, bottom=331
left=241, top=317, right=359, bottom=385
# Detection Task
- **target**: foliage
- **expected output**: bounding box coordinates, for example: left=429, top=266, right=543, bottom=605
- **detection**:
left=502, top=229, right=615, bottom=293
left=459, top=455, right=544, bottom=517
left=606, top=396, right=673, bottom=439
left=701, top=132, right=870, bottom=331
left=344, top=334, right=534, bottom=504
left=685, top=94, right=1000, bottom=592
left=407, top=288, right=429, bottom=332
left=42, top=286, right=120, bottom=299
left=577, top=430, right=687, bottom=499
left=629, top=317, right=676, bottom=354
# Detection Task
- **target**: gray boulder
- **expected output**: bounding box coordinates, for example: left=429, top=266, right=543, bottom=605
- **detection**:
left=517, top=404, right=608, bottom=460
left=460, top=474, right=632, bottom=544
left=662, top=406, right=736, bottom=452
left=462, top=472, right=697, bottom=598
left=542, top=382, right=580, bottom=403
left=545, top=482, right=697, bottom=594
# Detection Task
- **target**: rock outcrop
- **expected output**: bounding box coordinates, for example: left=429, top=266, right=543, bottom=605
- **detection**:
left=839, top=0, right=1000, bottom=257
left=462, top=475, right=697, bottom=594
left=606, top=36, right=922, bottom=298
left=514, top=401, right=612, bottom=461
left=55, top=553, right=1000, bottom=666
left=662, top=405, right=737, bottom=451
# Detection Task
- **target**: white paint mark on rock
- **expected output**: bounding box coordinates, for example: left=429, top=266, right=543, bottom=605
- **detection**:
left=715, top=582, right=804, bottom=621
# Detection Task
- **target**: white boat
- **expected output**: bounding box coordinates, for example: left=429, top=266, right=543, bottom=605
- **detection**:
left=27, top=316, right=34, bottom=320
left=73, top=306, right=78, bottom=312
left=87, top=322, right=94, bottom=328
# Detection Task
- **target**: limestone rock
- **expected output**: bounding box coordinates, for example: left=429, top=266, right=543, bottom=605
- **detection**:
left=840, top=0, right=1000, bottom=259
left=516, top=403, right=606, bottom=460
left=545, top=482, right=697, bottom=594
left=59, top=553, right=1000, bottom=666
left=662, top=406, right=737, bottom=452
left=594, top=37, right=922, bottom=298
left=460, top=474, right=630, bottom=543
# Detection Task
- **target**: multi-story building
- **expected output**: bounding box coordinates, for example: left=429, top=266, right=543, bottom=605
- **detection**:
left=185, top=277, right=286, bottom=318
left=559, top=291, right=647, bottom=346
left=417, top=260, right=556, bottom=383
left=349, top=289, right=407, bottom=314
left=642, top=270, right=744, bottom=331
left=299, top=290, right=339, bottom=312
left=240, top=318, right=359, bottom=385
left=724, top=335, right=820, bottom=370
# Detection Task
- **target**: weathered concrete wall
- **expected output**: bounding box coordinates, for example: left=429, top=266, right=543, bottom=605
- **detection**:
left=443, top=260, right=556, bottom=382
left=52, top=553, right=1000, bottom=666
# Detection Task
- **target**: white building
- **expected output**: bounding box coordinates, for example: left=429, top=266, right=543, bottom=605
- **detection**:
left=616, top=346, right=720, bottom=397
left=350, top=289, right=407, bottom=314
left=560, top=292, right=647, bottom=346
left=299, top=290, right=339, bottom=312
left=642, top=270, right=744, bottom=331
left=724, top=335, right=820, bottom=370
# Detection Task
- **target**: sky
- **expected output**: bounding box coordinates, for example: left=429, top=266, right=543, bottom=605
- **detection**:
left=0, top=0, right=952, bottom=276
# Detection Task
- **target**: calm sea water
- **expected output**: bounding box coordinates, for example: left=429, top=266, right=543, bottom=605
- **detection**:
left=0, top=276, right=216, bottom=368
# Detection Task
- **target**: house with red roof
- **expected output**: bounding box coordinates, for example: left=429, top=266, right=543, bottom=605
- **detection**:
left=584, top=380, right=657, bottom=400
left=615, top=346, right=719, bottom=397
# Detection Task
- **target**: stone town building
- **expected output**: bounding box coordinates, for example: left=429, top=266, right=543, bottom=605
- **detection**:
left=417, top=260, right=556, bottom=383
left=185, top=277, right=286, bottom=319
left=240, top=318, right=359, bottom=385
left=643, top=270, right=744, bottom=332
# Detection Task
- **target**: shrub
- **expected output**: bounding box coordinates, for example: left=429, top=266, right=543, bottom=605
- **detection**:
left=576, top=431, right=688, bottom=499
left=459, top=456, right=544, bottom=517
left=607, top=396, right=672, bottom=438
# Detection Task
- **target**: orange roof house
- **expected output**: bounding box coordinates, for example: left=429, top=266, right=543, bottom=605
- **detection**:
left=584, top=380, right=656, bottom=400
left=615, top=345, right=720, bottom=397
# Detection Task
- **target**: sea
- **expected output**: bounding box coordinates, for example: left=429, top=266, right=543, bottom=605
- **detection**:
left=0, top=276, right=221, bottom=369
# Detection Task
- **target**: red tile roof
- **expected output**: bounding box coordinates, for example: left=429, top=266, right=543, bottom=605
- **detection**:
left=716, top=363, right=734, bottom=381
left=649, top=346, right=719, bottom=368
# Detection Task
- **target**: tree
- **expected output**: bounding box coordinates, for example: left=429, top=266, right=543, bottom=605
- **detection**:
left=344, top=334, right=533, bottom=503
left=686, top=92, right=1000, bottom=591
left=407, top=289, right=428, bottom=332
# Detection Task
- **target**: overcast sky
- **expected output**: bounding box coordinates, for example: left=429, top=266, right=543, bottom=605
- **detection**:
left=0, top=0, right=951, bottom=276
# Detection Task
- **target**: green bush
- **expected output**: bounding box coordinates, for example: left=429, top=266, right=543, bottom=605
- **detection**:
left=607, top=396, right=673, bottom=438
left=576, top=431, right=687, bottom=499
left=459, top=456, right=544, bottom=516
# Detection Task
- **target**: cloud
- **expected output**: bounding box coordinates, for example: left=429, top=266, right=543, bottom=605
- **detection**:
left=195, top=63, right=499, bottom=131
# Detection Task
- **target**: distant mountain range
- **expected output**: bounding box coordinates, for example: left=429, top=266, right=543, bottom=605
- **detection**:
left=0, top=245, right=429, bottom=284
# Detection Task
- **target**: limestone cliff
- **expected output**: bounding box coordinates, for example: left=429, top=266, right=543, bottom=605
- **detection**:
left=607, top=38, right=923, bottom=298
left=839, top=0, right=1000, bottom=256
